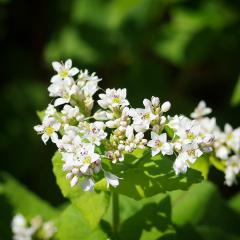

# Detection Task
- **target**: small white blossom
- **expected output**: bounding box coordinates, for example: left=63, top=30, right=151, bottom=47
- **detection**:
left=129, top=99, right=157, bottom=133
left=147, top=132, right=173, bottom=156
left=98, top=88, right=129, bottom=109
left=81, top=178, right=95, bottom=192
left=48, top=77, right=78, bottom=106
left=79, top=121, right=107, bottom=146
left=173, top=152, right=189, bottom=175
left=61, top=104, right=84, bottom=122
left=225, top=155, right=240, bottom=186
left=104, top=171, right=120, bottom=188
left=51, top=59, right=79, bottom=82
left=190, top=100, right=212, bottom=119
left=34, top=116, right=60, bottom=144
left=12, top=214, right=56, bottom=240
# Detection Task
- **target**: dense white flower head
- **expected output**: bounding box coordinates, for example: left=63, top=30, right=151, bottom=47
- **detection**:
left=34, top=59, right=240, bottom=191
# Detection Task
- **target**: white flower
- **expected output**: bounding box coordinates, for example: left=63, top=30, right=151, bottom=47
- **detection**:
left=51, top=59, right=79, bottom=82
left=34, top=116, right=60, bottom=144
left=98, top=88, right=129, bottom=109
left=78, top=69, right=101, bottom=86
left=147, top=132, right=173, bottom=156
left=93, top=110, right=114, bottom=121
left=12, top=214, right=56, bottom=240
left=173, top=152, right=189, bottom=175
left=42, top=221, right=57, bottom=239
left=181, top=142, right=203, bottom=163
left=215, top=145, right=230, bottom=160
left=79, top=121, right=107, bottom=146
left=45, top=104, right=56, bottom=116
left=190, top=100, right=212, bottom=119
left=81, top=178, right=95, bottom=192
left=48, top=77, right=78, bottom=106
left=61, top=104, right=84, bottom=122
left=78, top=144, right=101, bottom=173
left=225, top=155, right=240, bottom=186
left=129, top=99, right=157, bottom=132
left=224, top=124, right=240, bottom=152
left=104, top=171, right=120, bottom=188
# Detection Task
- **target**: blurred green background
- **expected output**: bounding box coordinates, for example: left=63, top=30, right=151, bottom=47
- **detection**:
left=0, top=0, right=240, bottom=205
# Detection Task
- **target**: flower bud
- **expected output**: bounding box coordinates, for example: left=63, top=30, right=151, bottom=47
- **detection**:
left=161, top=101, right=171, bottom=112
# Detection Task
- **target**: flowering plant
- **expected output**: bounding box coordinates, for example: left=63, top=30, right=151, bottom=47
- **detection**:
left=2, top=59, right=240, bottom=240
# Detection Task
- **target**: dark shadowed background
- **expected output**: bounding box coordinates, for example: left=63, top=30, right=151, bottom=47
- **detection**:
left=0, top=0, right=240, bottom=205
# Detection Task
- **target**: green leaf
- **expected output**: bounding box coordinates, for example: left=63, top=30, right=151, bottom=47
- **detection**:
left=55, top=205, right=108, bottom=240
left=210, top=156, right=225, bottom=172
left=97, top=149, right=203, bottom=200
left=0, top=172, right=58, bottom=219
left=190, top=154, right=210, bottom=179
left=52, top=152, right=109, bottom=229
left=231, top=76, right=240, bottom=106
left=228, top=193, right=240, bottom=214
left=102, top=193, right=176, bottom=240
left=171, top=181, right=240, bottom=239
left=37, top=110, right=45, bottom=121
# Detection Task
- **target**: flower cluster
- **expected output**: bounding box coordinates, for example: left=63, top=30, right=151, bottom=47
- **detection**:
left=190, top=101, right=240, bottom=186
left=34, top=59, right=239, bottom=191
left=12, top=214, right=56, bottom=240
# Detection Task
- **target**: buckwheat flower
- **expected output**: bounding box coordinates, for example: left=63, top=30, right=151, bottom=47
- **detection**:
left=51, top=59, right=79, bottom=82
left=173, top=152, right=189, bottom=175
left=224, top=124, right=240, bottom=152
left=12, top=214, right=35, bottom=240
left=42, top=221, right=57, bottom=239
left=77, top=69, right=101, bottom=87
left=45, top=104, right=56, bottom=116
left=173, top=117, right=201, bottom=145
left=48, top=77, right=78, bottom=106
left=224, top=155, right=240, bottom=186
left=181, top=142, right=203, bottom=163
left=147, top=132, right=173, bottom=156
left=104, top=171, right=119, bottom=188
left=81, top=178, right=95, bottom=192
left=190, top=100, right=212, bottom=119
left=34, top=116, right=61, bottom=144
left=93, top=110, right=114, bottom=121
left=79, top=121, right=107, bottom=146
left=129, top=99, right=157, bottom=132
left=98, top=88, right=129, bottom=110
left=215, top=145, right=230, bottom=160
left=78, top=144, right=101, bottom=173
left=61, top=104, right=84, bottom=122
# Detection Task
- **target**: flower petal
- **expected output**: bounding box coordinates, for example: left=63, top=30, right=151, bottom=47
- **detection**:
left=52, top=61, right=62, bottom=72
left=65, top=59, right=72, bottom=69
left=69, top=67, right=79, bottom=76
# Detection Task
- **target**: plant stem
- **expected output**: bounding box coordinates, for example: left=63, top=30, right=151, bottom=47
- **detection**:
left=112, top=192, right=120, bottom=237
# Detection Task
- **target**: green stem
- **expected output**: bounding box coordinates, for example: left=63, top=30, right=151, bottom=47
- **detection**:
left=112, top=192, right=120, bottom=237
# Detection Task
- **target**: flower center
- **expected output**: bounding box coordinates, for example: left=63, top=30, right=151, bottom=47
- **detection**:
left=83, top=156, right=91, bottom=165
left=113, top=97, right=121, bottom=104
left=59, top=69, right=69, bottom=78
left=45, top=126, right=54, bottom=136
